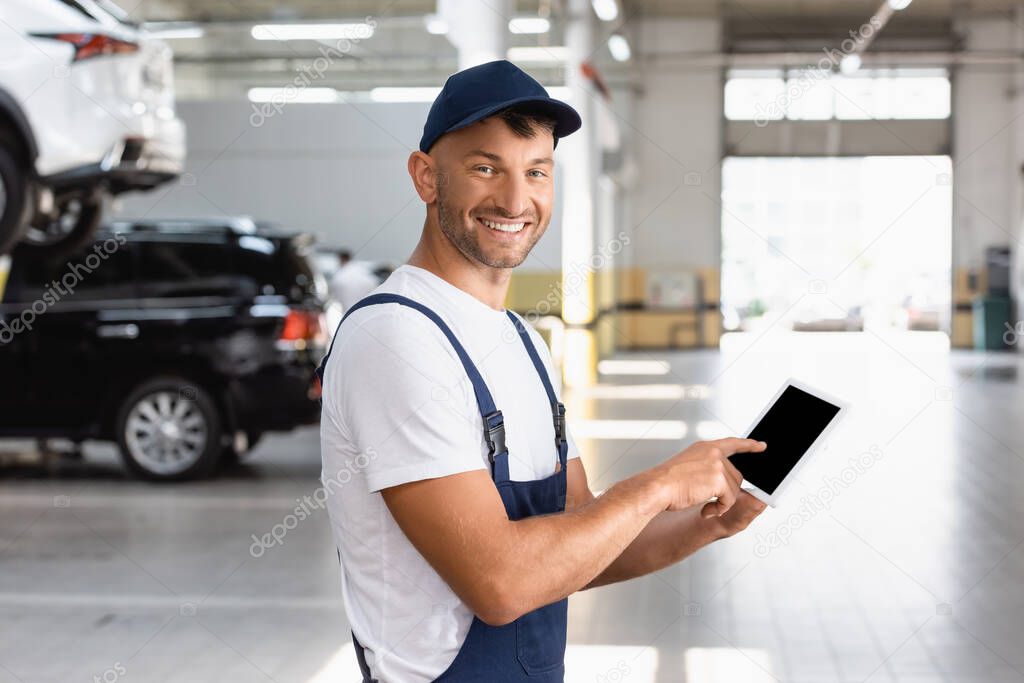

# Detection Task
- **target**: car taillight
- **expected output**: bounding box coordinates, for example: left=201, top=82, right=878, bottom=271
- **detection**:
left=32, top=33, right=139, bottom=61
left=279, top=309, right=327, bottom=349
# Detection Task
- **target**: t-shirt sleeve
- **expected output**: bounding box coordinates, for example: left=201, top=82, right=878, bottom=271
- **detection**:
left=331, top=306, right=488, bottom=492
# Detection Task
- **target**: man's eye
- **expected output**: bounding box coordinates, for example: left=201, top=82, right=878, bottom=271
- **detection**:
left=528, top=170, right=547, bottom=178
left=475, top=165, right=495, bottom=174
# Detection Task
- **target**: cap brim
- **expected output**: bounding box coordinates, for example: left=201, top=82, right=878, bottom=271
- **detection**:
left=426, top=95, right=582, bottom=151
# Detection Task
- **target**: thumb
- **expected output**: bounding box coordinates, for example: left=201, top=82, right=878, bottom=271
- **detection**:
left=700, top=500, right=724, bottom=518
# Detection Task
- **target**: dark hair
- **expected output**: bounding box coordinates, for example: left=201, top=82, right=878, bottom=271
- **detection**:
left=494, top=105, right=558, bottom=141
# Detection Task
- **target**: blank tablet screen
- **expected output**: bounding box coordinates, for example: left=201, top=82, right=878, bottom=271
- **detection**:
left=729, top=385, right=841, bottom=494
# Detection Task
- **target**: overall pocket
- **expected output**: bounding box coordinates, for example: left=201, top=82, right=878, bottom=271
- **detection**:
left=515, top=598, right=568, bottom=676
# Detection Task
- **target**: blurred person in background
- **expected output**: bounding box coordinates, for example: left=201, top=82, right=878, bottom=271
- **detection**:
left=328, top=249, right=381, bottom=314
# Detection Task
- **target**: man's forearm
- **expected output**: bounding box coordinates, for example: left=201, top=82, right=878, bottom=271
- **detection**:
left=473, top=471, right=670, bottom=624
left=583, top=507, right=724, bottom=589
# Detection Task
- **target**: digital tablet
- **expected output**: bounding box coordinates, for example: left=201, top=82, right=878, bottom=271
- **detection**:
left=728, top=379, right=846, bottom=507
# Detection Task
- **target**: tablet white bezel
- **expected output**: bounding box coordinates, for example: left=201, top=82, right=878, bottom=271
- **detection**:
left=736, top=377, right=847, bottom=507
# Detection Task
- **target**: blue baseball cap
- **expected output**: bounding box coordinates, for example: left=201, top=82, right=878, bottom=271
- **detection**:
left=419, top=59, right=582, bottom=153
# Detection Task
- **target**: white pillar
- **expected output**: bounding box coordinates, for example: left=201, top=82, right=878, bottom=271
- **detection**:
left=562, top=0, right=599, bottom=386
left=439, top=0, right=510, bottom=70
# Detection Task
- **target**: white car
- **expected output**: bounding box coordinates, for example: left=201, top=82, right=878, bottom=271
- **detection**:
left=0, top=0, right=185, bottom=256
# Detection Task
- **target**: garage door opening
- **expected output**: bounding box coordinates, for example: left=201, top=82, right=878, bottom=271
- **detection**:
left=720, top=155, right=952, bottom=337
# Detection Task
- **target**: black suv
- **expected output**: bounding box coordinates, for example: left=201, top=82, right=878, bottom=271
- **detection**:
left=0, top=217, right=326, bottom=480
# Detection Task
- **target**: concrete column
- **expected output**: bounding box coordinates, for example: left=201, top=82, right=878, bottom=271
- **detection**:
left=439, top=0, right=510, bottom=70
left=562, top=0, right=599, bottom=387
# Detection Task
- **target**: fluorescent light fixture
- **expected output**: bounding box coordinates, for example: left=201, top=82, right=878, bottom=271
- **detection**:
left=597, top=359, right=671, bottom=376
left=424, top=14, right=448, bottom=35
left=607, top=33, right=631, bottom=61
left=145, top=23, right=204, bottom=39
left=839, top=53, right=862, bottom=74
left=591, top=0, right=620, bottom=21
left=887, top=0, right=913, bottom=9
left=247, top=87, right=338, bottom=103
left=369, top=87, right=441, bottom=102
left=250, top=23, right=374, bottom=41
left=507, top=46, right=569, bottom=62
left=574, top=384, right=688, bottom=399
left=508, top=17, right=551, bottom=34
left=570, top=419, right=688, bottom=440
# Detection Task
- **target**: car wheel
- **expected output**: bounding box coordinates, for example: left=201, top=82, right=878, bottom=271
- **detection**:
left=19, top=195, right=103, bottom=258
left=116, top=378, right=223, bottom=481
left=0, top=138, right=32, bottom=256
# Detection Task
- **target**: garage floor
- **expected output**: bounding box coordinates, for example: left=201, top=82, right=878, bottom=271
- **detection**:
left=2, top=332, right=1023, bottom=683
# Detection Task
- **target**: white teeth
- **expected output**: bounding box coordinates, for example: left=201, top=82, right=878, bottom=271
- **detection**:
left=481, top=218, right=525, bottom=233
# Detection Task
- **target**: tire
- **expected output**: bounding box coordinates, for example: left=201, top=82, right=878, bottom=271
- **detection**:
left=18, top=194, right=103, bottom=260
left=0, top=139, right=32, bottom=256
left=115, top=377, right=223, bottom=481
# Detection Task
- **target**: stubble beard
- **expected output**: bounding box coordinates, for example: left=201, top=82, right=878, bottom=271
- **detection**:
left=435, top=184, right=542, bottom=270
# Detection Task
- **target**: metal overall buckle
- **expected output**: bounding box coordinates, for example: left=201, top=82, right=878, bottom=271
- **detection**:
left=553, top=402, right=566, bottom=449
left=483, top=410, right=506, bottom=463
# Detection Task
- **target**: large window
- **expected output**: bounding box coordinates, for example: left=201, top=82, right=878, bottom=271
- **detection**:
left=725, top=68, right=950, bottom=122
left=720, top=156, right=952, bottom=334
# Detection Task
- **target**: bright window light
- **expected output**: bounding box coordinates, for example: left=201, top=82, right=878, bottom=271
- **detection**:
left=509, top=17, right=550, bottom=34
left=571, top=420, right=687, bottom=440
left=888, top=0, right=913, bottom=9
left=724, top=69, right=950, bottom=121
left=370, top=87, right=442, bottom=102
left=591, top=0, right=620, bottom=21
left=597, top=359, right=671, bottom=376
left=247, top=87, right=338, bottom=103
left=251, top=23, right=374, bottom=41
left=507, top=46, right=569, bottom=62
left=607, top=34, right=631, bottom=61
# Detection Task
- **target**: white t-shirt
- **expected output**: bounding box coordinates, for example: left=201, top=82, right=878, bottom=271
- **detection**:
left=319, top=264, right=580, bottom=682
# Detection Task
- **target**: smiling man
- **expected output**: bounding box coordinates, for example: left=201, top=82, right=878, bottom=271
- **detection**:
left=317, top=60, right=768, bottom=682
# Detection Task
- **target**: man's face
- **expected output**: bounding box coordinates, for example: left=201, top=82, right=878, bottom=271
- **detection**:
left=429, top=116, right=555, bottom=269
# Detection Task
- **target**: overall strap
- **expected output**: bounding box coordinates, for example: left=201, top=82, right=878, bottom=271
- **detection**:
left=504, top=311, right=568, bottom=470
left=317, top=293, right=511, bottom=480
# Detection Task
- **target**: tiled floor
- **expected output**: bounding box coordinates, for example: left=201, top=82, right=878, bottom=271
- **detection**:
left=2, top=331, right=1023, bottom=682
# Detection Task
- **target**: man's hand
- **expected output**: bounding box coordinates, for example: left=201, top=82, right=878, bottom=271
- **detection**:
left=707, top=490, right=767, bottom=539
left=649, top=438, right=767, bottom=517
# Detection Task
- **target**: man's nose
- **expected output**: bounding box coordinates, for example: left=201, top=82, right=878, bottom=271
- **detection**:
left=493, top=174, right=532, bottom=218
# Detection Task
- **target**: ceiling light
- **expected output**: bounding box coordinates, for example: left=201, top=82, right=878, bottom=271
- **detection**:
left=508, top=17, right=550, bottom=34
left=424, top=15, right=448, bottom=35
left=250, top=23, right=374, bottom=41
left=887, top=0, right=913, bottom=9
left=247, top=87, right=338, bottom=103
left=607, top=34, right=631, bottom=61
left=839, top=53, right=862, bottom=74
left=507, top=46, right=569, bottom=62
left=591, top=0, right=619, bottom=21
left=596, top=359, right=671, bottom=376
left=369, top=87, right=442, bottom=102
left=144, top=22, right=204, bottom=40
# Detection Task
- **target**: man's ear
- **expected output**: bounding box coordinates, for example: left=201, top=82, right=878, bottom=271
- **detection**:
left=408, top=150, right=442, bottom=204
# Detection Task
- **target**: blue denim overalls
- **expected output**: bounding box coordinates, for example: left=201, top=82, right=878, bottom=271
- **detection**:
left=316, top=292, right=569, bottom=682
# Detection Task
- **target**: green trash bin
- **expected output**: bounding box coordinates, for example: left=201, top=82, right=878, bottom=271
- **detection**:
left=972, top=295, right=1012, bottom=350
